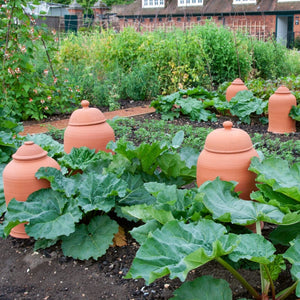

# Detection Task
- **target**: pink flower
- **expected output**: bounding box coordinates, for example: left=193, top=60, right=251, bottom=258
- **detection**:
left=64, top=79, right=68, bottom=83
left=44, top=106, right=49, bottom=110
left=53, top=77, right=57, bottom=84
left=20, top=45, right=26, bottom=53
left=33, top=89, right=38, bottom=94
left=15, top=67, right=21, bottom=74
left=8, top=67, right=14, bottom=75
left=52, top=29, right=56, bottom=35
left=29, top=98, right=33, bottom=102
left=47, top=96, right=52, bottom=100
left=44, top=69, right=49, bottom=75
left=64, top=68, right=69, bottom=72
left=40, top=99, right=45, bottom=104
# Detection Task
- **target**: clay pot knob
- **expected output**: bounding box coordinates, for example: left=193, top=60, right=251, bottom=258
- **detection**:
left=275, top=86, right=290, bottom=94
left=223, top=121, right=233, bottom=130
left=81, top=100, right=90, bottom=108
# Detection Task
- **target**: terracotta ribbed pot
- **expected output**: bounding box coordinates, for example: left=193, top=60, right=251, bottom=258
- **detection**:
left=64, top=100, right=115, bottom=154
left=225, top=78, right=248, bottom=102
left=2, top=141, right=60, bottom=238
left=268, top=86, right=297, bottom=134
left=197, top=121, right=259, bottom=200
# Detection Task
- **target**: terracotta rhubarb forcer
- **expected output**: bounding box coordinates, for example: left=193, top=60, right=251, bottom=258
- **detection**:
left=197, top=121, right=259, bottom=200
left=2, top=141, right=60, bottom=238
left=64, top=100, right=115, bottom=153
left=225, top=78, right=248, bottom=102
left=268, top=86, right=297, bottom=134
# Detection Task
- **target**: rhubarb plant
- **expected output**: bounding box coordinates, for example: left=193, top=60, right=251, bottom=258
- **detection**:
left=125, top=158, right=300, bottom=299
left=1, top=134, right=197, bottom=260
left=151, top=87, right=269, bottom=124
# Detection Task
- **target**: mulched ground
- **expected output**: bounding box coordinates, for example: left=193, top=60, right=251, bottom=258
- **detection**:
left=1, top=100, right=299, bottom=300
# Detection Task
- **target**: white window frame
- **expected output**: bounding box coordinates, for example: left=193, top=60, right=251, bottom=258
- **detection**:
left=142, top=0, right=164, bottom=8
left=233, top=0, right=256, bottom=4
left=278, top=0, right=300, bottom=2
left=178, top=0, right=203, bottom=6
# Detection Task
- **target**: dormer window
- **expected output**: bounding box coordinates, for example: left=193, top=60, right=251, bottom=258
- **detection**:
left=143, top=0, right=164, bottom=8
left=178, top=0, right=203, bottom=6
left=233, top=0, right=256, bottom=4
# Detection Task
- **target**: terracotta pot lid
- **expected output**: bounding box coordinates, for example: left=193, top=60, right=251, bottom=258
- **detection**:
left=12, top=141, right=48, bottom=160
left=68, top=100, right=106, bottom=126
left=231, top=78, right=246, bottom=85
left=274, top=86, right=291, bottom=94
left=204, top=121, right=254, bottom=154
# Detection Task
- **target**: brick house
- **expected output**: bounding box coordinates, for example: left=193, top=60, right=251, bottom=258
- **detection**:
left=109, top=0, right=300, bottom=47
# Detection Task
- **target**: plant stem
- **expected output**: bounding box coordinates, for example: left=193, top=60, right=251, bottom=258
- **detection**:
left=263, top=264, right=275, bottom=299
left=256, top=221, right=269, bottom=295
left=41, top=37, right=56, bottom=79
left=276, top=280, right=299, bottom=300
left=215, top=257, right=261, bottom=300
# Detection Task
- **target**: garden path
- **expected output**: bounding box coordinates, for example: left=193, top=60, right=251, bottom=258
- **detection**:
left=20, top=105, right=155, bottom=136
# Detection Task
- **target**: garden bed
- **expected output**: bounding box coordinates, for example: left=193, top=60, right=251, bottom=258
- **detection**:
left=0, top=106, right=299, bottom=300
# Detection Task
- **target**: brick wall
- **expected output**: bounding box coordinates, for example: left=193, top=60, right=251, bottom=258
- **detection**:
left=117, top=14, right=277, bottom=41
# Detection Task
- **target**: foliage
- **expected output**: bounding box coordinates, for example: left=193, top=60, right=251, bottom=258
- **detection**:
left=0, top=105, right=24, bottom=163
left=151, top=87, right=269, bottom=124
left=0, top=0, right=78, bottom=121
left=1, top=135, right=197, bottom=260
left=54, top=24, right=300, bottom=113
left=229, top=90, right=268, bottom=124
left=249, top=37, right=290, bottom=79
left=290, top=104, right=300, bottom=121
left=124, top=162, right=300, bottom=299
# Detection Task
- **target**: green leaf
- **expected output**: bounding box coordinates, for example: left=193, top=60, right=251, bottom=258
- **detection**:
left=130, top=220, right=162, bottom=245
left=249, top=157, right=300, bottom=202
left=289, top=105, right=300, bottom=121
left=35, top=167, right=79, bottom=197
left=25, top=134, right=64, bottom=159
left=201, top=178, right=288, bottom=225
left=171, top=276, right=232, bottom=300
left=172, top=130, right=184, bottom=149
left=122, top=203, right=175, bottom=224
left=126, top=219, right=239, bottom=284
left=34, top=238, right=59, bottom=251
left=179, top=147, right=199, bottom=169
left=283, top=238, right=300, bottom=297
left=77, top=172, right=127, bottom=213
left=269, top=223, right=300, bottom=246
left=4, top=189, right=82, bottom=239
left=61, top=215, right=119, bottom=260
left=59, top=147, right=112, bottom=172
left=228, top=234, right=275, bottom=265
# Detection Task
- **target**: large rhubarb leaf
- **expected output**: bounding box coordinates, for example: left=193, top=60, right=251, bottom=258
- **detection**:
left=269, top=222, right=300, bottom=246
left=228, top=90, right=267, bottom=124
left=61, top=215, right=119, bottom=260
left=228, top=234, right=275, bottom=265
left=201, top=178, right=299, bottom=225
left=283, top=238, right=300, bottom=297
left=157, top=152, right=196, bottom=184
left=117, top=173, right=155, bottom=206
left=77, top=172, right=127, bottom=213
left=130, top=220, right=162, bottom=245
left=249, top=157, right=300, bottom=201
left=59, top=147, right=112, bottom=172
left=25, top=134, right=64, bottom=159
left=4, top=189, right=82, bottom=239
left=122, top=203, right=175, bottom=224
left=125, top=219, right=239, bottom=284
left=35, top=167, right=80, bottom=197
left=251, top=184, right=300, bottom=213
left=171, top=276, right=232, bottom=300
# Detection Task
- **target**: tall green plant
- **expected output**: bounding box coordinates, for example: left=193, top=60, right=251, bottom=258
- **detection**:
left=0, top=0, right=77, bottom=121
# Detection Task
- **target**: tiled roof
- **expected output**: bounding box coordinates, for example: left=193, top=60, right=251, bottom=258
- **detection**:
left=110, top=0, right=300, bottom=17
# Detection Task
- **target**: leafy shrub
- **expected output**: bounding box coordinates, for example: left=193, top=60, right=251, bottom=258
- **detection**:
left=250, top=38, right=289, bottom=79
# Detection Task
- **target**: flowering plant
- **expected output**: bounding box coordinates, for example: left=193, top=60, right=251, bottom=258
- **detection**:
left=0, top=0, right=78, bottom=121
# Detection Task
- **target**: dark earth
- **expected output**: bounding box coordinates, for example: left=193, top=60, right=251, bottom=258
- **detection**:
left=1, top=100, right=299, bottom=300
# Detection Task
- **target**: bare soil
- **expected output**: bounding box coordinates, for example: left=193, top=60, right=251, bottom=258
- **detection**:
left=1, top=101, right=299, bottom=300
